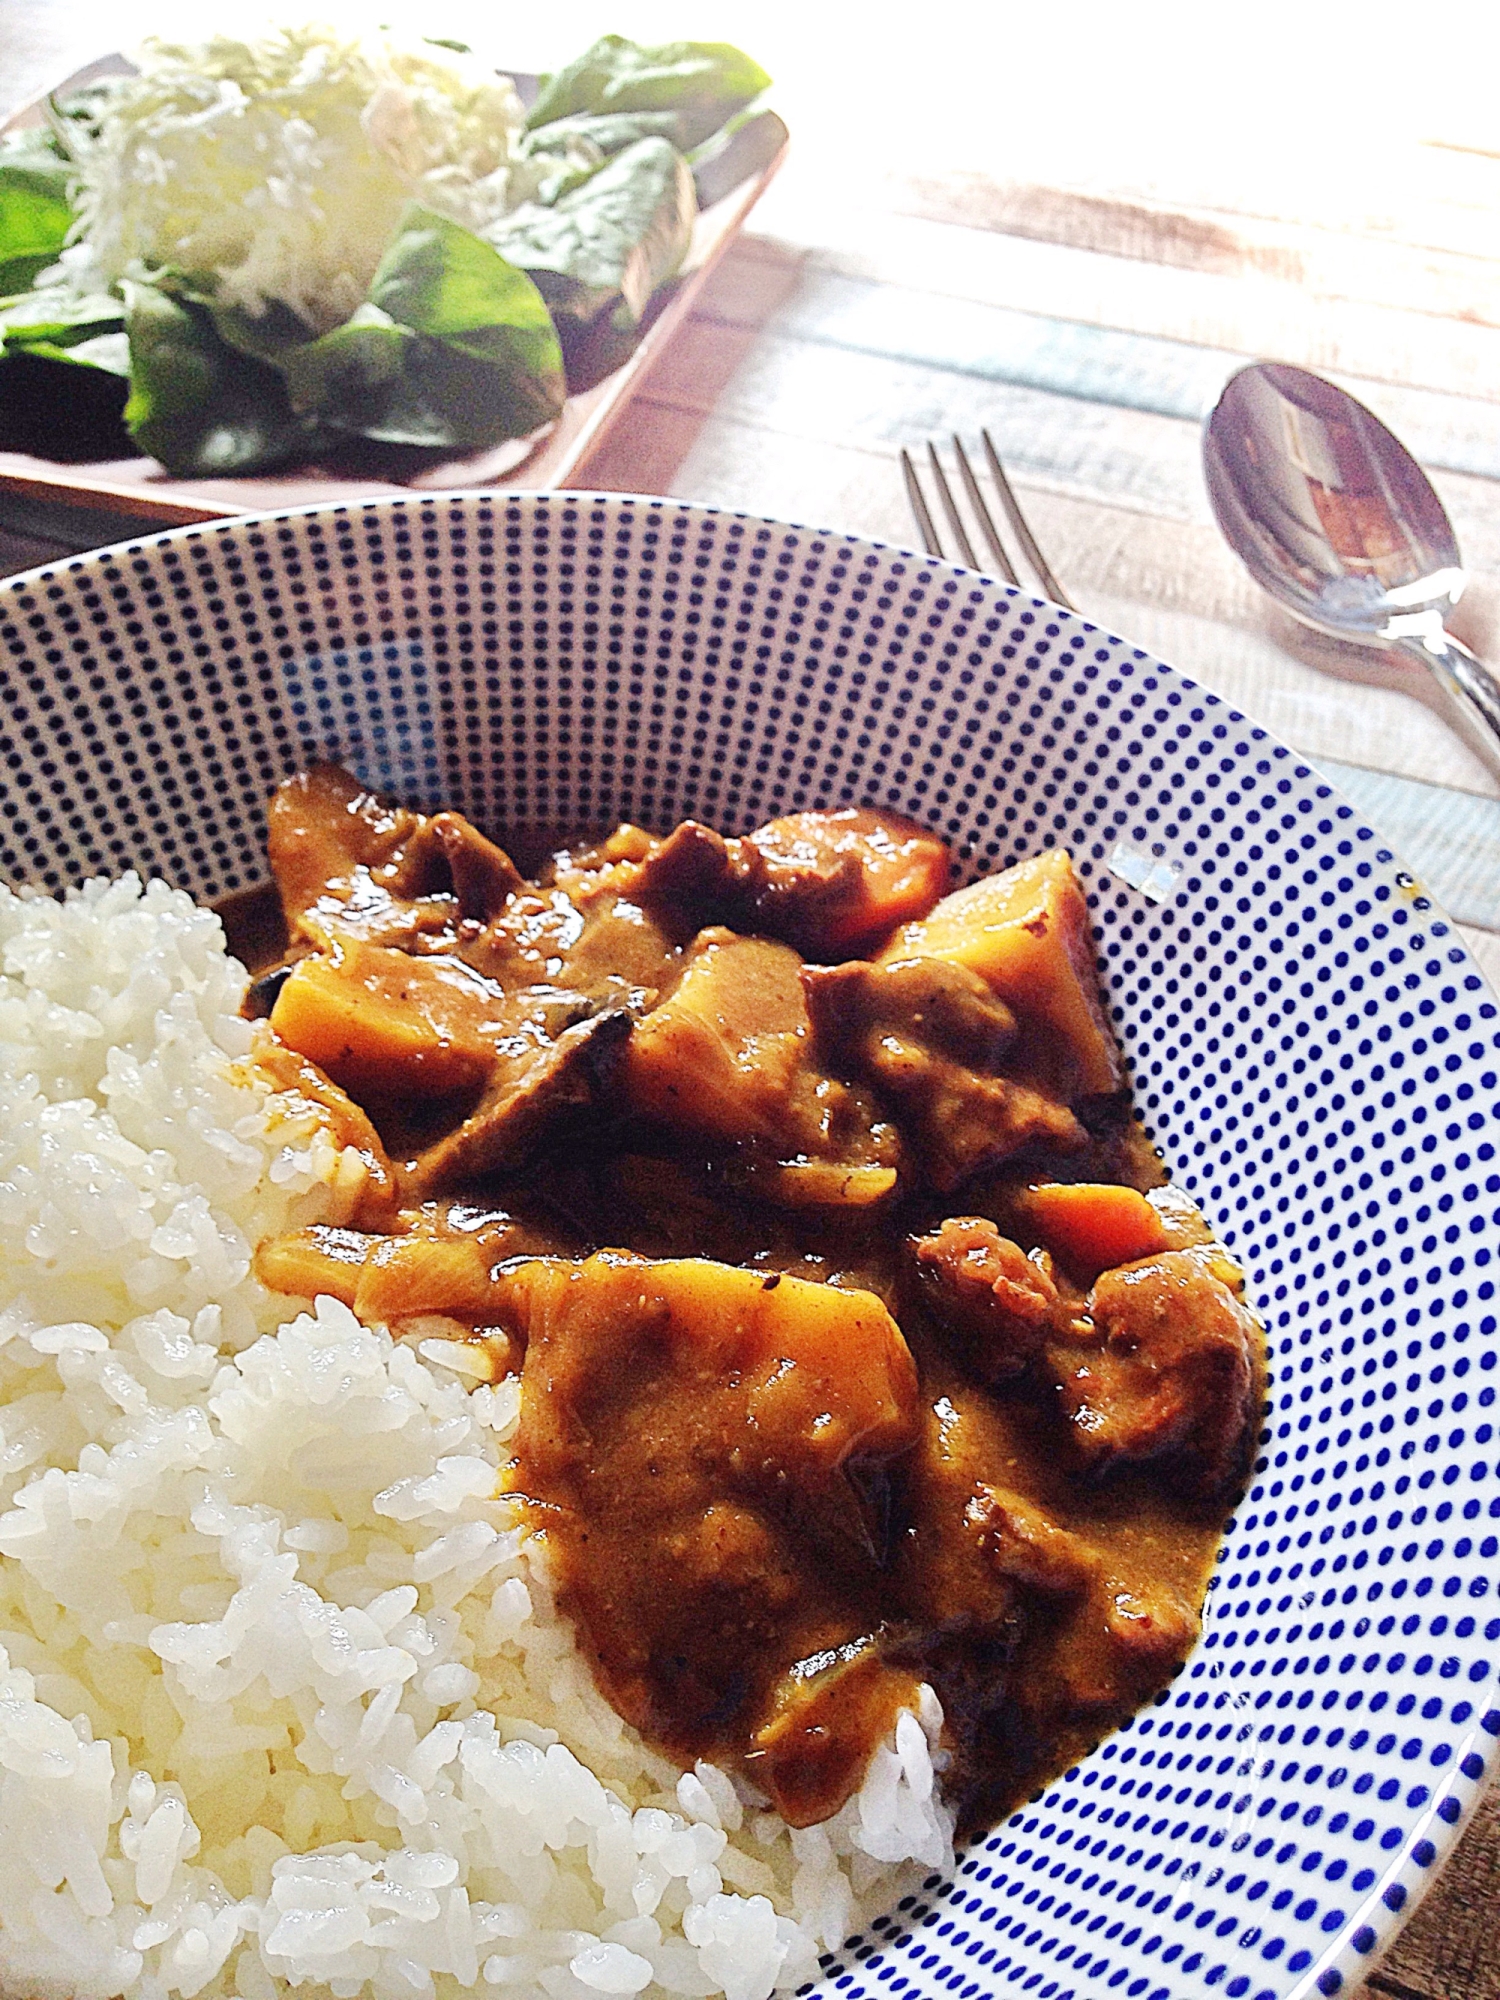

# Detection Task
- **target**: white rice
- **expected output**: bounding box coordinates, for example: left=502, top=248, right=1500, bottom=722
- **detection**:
left=0, top=874, right=953, bottom=2000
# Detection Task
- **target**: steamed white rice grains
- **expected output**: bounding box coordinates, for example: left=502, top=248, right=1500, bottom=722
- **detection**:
left=0, top=874, right=953, bottom=2000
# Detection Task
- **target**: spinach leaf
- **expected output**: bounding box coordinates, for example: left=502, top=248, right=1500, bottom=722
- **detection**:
left=527, top=37, right=771, bottom=151
left=122, top=280, right=305, bottom=474
left=1, top=287, right=126, bottom=371
left=207, top=296, right=320, bottom=367
left=280, top=302, right=418, bottom=432
left=0, top=131, right=75, bottom=295
left=525, top=109, right=694, bottom=158
left=289, top=206, right=565, bottom=450
left=494, top=137, right=696, bottom=331
left=688, top=107, right=789, bottom=209
left=34, top=329, right=130, bottom=373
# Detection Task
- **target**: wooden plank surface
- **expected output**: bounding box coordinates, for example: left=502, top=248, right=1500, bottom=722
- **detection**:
left=4, top=10, right=1500, bottom=1997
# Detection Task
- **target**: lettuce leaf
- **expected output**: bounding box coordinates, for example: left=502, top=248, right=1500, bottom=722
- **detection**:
left=687, top=107, right=789, bottom=210
left=1, top=287, right=127, bottom=372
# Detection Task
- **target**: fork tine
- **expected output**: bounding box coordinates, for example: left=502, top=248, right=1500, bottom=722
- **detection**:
left=900, top=448, right=945, bottom=559
left=980, top=430, right=1073, bottom=611
left=926, top=443, right=980, bottom=570
left=952, top=434, right=1021, bottom=589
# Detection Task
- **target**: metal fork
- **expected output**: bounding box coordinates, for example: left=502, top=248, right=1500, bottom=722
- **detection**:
left=900, top=431, right=1074, bottom=611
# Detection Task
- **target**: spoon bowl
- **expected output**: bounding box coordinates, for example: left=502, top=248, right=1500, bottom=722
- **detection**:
left=1204, top=359, right=1500, bottom=775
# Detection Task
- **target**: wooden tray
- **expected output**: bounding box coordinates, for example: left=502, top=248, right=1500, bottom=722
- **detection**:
left=0, top=57, right=786, bottom=530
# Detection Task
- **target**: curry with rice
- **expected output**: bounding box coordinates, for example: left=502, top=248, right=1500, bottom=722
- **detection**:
left=232, top=766, right=1263, bottom=1837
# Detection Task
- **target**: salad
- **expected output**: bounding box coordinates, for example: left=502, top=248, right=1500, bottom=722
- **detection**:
left=0, top=25, right=781, bottom=476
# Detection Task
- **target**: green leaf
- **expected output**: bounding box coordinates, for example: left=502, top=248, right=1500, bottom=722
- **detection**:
left=687, top=107, right=789, bottom=209
left=0, top=132, right=74, bottom=295
left=494, top=137, right=696, bottom=331
left=1, top=286, right=125, bottom=369
left=291, top=206, right=565, bottom=450
left=18, top=329, right=130, bottom=372
left=527, top=36, right=771, bottom=150
left=281, top=301, right=416, bottom=427
left=122, top=280, right=305, bottom=474
left=525, top=109, right=691, bottom=158
left=206, top=295, right=320, bottom=367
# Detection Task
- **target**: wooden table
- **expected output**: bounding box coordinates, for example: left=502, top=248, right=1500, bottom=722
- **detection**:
left=3, top=8, right=1499, bottom=1997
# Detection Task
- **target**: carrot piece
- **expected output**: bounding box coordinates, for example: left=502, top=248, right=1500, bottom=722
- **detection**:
left=1018, top=1182, right=1169, bottom=1275
left=745, top=808, right=949, bottom=952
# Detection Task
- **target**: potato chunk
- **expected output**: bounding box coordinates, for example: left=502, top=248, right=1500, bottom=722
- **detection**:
left=503, top=1252, right=920, bottom=1824
left=619, top=928, right=894, bottom=1172
left=269, top=939, right=498, bottom=1102
left=620, top=930, right=806, bottom=1145
left=505, top=1253, right=917, bottom=1480
left=880, top=849, right=1122, bottom=1097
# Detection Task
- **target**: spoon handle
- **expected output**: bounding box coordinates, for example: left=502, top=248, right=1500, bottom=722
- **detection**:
left=1395, top=629, right=1500, bottom=783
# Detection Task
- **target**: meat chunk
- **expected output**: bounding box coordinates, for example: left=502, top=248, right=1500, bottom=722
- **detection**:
left=803, top=956, right=1084, bottom=1192
left=547, top=820, right=746, bottom=944
left=267, top=764, right=522, bottom=950
left=545, top=807, right=948, bottom=963
left=1046, top=1575, right=1200, bottom=1714
left=1050, top=1247, right=1259, bottom=1500
left=910, top=1217, right=1064, bottom=1383
left=735, top=806, right=950, bottom=957
left=405, top=812, right=524, bottom=919
left=879, top=848, right=1123, bottom=1100
left=399, top=1001, right=633, bottom=1199
left=968, top=1484, right=1098, bottom=1595
left=890, top=1370, right=1030, bottom=1632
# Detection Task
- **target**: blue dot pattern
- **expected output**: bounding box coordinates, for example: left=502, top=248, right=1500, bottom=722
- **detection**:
left=0, top=490, right=1495, bottom=2000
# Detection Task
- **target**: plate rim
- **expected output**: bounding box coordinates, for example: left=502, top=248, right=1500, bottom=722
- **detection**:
left=0, top=482, right=1495, bottom=2000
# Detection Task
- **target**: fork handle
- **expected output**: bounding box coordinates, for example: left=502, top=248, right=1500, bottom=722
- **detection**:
left=1395, top=628, right=1500, bottom=783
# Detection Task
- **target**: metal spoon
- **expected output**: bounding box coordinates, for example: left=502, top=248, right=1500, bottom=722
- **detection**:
left=1203, top=359, right=1500, bottom=778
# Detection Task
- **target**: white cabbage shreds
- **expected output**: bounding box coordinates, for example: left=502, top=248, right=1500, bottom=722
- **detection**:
left=65, top=25, right=534, bottom=332
left=0, top=873, right=953, bottom=2000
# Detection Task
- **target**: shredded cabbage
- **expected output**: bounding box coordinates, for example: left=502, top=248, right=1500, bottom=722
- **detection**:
left=67, top=24, right=538, bottom=333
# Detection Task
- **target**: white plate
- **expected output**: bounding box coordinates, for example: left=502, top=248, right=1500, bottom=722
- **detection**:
left=2, top=489, right=1496, bottom=2000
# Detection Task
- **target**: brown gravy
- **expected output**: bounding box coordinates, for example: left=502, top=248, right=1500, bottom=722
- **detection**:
left=239, top=766, right=1264, bottom=1835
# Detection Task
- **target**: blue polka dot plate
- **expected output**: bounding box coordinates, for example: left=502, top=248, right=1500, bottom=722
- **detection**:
left=1, top=490, right=1495, bottom=2000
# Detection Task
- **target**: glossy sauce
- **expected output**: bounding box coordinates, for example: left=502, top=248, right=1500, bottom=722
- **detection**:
left=243, top=767, right=1264, bottom=1833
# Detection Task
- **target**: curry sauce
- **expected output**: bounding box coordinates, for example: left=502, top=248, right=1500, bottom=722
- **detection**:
left=241, top=765, right=1264, bottom=1836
